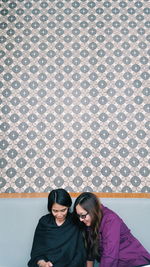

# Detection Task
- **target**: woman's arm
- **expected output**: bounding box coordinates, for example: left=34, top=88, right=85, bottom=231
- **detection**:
left=100, top=214, right=121, bottom=267
left=86, top=260, right=94, bottom=267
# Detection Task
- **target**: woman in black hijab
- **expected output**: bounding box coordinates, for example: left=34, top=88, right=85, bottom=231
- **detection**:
left=28, top=189, right=87, bottom=267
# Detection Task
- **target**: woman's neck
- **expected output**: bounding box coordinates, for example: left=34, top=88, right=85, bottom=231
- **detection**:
left=55, top=218, right=65, bottom=226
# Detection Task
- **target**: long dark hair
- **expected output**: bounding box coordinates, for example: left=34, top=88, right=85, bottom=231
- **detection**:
left=73, top=192, right=102, bottom=261
left=47, top=188, right=72, bottom=212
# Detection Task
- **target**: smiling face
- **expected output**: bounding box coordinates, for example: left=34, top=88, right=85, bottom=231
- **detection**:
left=52, top=203, right=68, bottom=225
left=76, top=204, right=92, bottom=226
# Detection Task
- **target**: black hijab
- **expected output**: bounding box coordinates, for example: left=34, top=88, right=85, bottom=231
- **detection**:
left=28, top=213, right=87, bottom=267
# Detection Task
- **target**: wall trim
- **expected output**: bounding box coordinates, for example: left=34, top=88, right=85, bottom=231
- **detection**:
left=0, top=193, right=150, bottom=198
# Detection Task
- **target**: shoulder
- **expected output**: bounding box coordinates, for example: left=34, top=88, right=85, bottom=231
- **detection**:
left=67, top=213, right=84, bottom=231
left=102, top=205, right=119, bottom=217
left=101, top=205, right=122, bottom=225
left=66, top=212, right=77, bottom=225
left=38, top=213, right=52, bottom=224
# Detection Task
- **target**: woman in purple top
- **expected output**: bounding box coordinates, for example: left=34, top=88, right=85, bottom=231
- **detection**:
left=73, top=192, right=150, bottom=267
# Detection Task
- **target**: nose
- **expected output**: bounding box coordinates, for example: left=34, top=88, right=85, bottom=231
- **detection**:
left=79, top=217, right=85, bottom=222
left=57, top=211, right=63, bottom=217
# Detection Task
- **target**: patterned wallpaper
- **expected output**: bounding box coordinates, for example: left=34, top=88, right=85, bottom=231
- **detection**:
left=0, top=0, right=150, bottom=193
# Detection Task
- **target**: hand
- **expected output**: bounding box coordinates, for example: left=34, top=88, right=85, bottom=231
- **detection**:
left=37, top=260, right=53, bottom=267
left=45, top=261, right=53, bottom=267
left=86, top=261, right=94, bottom=267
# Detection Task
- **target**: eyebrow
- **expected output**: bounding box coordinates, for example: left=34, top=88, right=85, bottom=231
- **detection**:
left=52, top=208, right=67, bottom=212
left=78, top=212, right=88, bottom=215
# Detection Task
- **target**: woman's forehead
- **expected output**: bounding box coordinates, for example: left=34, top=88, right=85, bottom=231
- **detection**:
left=76, top=204, right=86, bottom=212
left=52, top=203, right=67, bottom=210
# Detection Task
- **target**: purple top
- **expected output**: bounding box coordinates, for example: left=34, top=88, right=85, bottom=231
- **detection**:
left=98, top=205, right=150, bottom=267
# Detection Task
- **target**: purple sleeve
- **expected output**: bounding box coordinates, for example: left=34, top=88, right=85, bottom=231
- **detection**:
left=99, top=214, right=121, bottom=267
